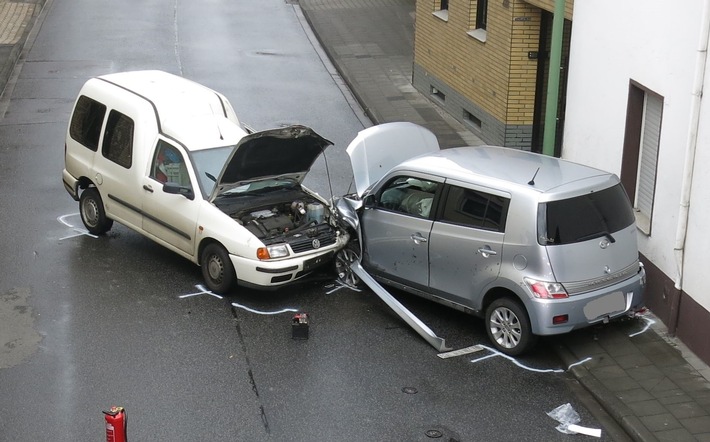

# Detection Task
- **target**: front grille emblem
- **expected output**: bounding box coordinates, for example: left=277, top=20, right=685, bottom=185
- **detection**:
left=312, top=239, right=321, bottom=249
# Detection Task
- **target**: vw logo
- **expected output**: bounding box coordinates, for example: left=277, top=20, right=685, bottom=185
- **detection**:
left=312, top=239, right=321, bottom=249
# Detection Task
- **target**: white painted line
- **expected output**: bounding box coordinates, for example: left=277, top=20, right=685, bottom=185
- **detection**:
left=470, top=344, right=592, bottom=373
left=231, top=302, right=298, bottom=315
left=629, top=314, right=655, bottom=337
left=178, top=284, right=223, bottom=300
left=57, top=214, right=97, bottom=240
left=57, top=214, right=78, bottom=227
left=437, top=345, right=484, bottom=359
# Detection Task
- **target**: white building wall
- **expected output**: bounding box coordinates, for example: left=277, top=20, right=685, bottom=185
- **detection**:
left=683, top=50, right=710, bottom=313
left=563, top=0, right=709, bottom=311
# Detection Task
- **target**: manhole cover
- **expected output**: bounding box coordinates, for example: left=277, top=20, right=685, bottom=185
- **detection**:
left=425, top=429, right=443, bottom=438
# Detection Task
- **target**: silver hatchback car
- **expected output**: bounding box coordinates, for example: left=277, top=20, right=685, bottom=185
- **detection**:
left=335, top=122, right=646, bottom=355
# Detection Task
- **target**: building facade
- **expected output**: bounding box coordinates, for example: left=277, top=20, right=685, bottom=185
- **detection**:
left=563, top=0, right=710, bottom=365
left=413, top=0, right=573, bottom=151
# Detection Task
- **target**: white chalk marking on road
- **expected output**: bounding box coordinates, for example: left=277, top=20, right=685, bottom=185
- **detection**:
left=231, top=303, right=298, bottom=315
left=629, top=314, right=656, bottom=337
left=437, top=345, right=484, bottom=359
left=470, top=344, right=591, bottom=373
left=179, top=284, right=223, bottom=300
left=325, top=280, right=362, bottom=295
left=57, top=214, right=97, bottom=239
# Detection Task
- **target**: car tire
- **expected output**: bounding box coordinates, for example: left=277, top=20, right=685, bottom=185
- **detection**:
left=201, top=243, right=236, bottom=295
left=334, top=242, right=362, bottom=288
left=485, top=297, right=537, bottom=356
left=79, top=188, right=114, bottom=235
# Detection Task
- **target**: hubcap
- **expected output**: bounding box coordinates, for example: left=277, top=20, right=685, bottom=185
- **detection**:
left=489, top=307, right=522, bottom=349
left=207, top=255, right=224, bottom=282
left=82, top=199, right=99, bottom=226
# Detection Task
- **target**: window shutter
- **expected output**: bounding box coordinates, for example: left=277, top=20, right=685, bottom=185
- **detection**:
left=635, top=94, right=662, bottom=222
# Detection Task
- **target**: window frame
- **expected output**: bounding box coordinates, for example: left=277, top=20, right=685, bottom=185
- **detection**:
left=101, top=110, right=135, bottom=169
left=438, top=183, right=510, bottom=233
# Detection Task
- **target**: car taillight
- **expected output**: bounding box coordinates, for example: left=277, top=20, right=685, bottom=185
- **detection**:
left=524, top=278, right=569, bottom=299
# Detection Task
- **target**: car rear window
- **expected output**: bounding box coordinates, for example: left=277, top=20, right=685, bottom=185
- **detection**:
left=539, top=183, right=635, bottom=245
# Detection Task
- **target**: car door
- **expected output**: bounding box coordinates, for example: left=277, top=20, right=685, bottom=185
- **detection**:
left=428, top=180, right=509, bottom=308
left=93, top=109, right=143, bottom=230
left=360, top=174, right=442, bottom=289
left=141, top=138, right=200, bottom=255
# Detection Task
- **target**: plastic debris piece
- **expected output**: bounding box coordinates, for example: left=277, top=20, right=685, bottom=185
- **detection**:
left=547, top=403, right=581, bottom=434
left=568, top=424, right=602, bottom=438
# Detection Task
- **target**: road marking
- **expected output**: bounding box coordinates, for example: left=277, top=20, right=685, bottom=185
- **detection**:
left=231, top=303, right=298, bottom=315
left=437, top=345, right=484, bottom=359
left=178, top=284, right=223, bottom=300
left=629, top=314, right=655, bottom=337
left=57, top=214, right=98, bottom=239
left=470, top=344, right=592, bottom=373
left=325, top=280, right=361, bottom=294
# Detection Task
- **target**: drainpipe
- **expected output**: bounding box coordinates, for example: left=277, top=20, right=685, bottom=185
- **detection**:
left=541, top=0, right=565, bottom=156
left=670, top=0, right=710, bottom=334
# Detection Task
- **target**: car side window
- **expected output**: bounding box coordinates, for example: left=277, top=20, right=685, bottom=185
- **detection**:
left=69, top=95, right=106, bottom=152
left=150, top=140, right=191, bottom=188
left=377, top=176, right=439, bottom=218
left=440, top=185, right=509, bottom=232
left=102, top=110, right=134, bottom=168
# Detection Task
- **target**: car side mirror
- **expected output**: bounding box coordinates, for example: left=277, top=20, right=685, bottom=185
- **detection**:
left=364, top=194, right=376, bottom=207
left=163, top=182, right=195, bottom=200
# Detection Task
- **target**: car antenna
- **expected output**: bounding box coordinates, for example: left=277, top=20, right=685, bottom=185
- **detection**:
left=528, top=167, right=540, bottom=186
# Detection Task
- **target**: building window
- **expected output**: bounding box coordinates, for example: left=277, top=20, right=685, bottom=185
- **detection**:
left=434, top=0, right=449, bottom=21
left=621, top=82, right=663, bottom=235
left=467, top=0, right=488, bottom=42
left=476, top=0, right=488, bottom=30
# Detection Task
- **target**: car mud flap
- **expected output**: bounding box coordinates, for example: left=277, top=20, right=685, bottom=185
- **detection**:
left=351, top=262, right=451, bottom=352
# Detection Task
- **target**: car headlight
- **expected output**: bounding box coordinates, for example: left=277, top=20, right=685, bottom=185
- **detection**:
left=257, top=244, right=290, bottom=260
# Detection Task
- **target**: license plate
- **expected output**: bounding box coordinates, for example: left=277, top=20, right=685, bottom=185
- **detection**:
left=584, top=291, right=626, bottom=320
left=303, top=251, right=334, bottom=272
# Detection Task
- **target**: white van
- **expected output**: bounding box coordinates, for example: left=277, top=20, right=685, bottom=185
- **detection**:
left=63, top=71, right=347, bottom=293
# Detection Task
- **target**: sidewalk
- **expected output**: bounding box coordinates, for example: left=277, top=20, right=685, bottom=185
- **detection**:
left=298, top=0, right=710, bottom=441
left=2, top=1, right=710, bottom=441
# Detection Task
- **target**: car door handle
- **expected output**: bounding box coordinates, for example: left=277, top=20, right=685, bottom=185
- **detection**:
left=411, top=233, right=428, bottom=244
left=143, top=184, right=154, bottom=193
left=477, top=247, right=497, bottom=258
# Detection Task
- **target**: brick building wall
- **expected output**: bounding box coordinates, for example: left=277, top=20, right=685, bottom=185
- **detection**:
left=413, top=0, right=571, bottom=149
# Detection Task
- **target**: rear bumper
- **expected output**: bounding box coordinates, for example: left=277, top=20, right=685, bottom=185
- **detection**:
left=62, top=169, right=80, bottom=201
left=526, top=265, right=646, bottom=336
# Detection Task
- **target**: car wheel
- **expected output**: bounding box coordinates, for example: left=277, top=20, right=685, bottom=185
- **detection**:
left=79, top=188, right=114, bottom=235
left=201, top=243, right=236, bottom=295
left=334, top=242, right=361, bottom=288
left=485, top=297, right=537, bottom=356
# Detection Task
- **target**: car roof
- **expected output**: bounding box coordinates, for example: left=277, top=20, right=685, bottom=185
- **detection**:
left=96, top=70, right=246, bottom=151
left=396, top=145, right=618, bottom=198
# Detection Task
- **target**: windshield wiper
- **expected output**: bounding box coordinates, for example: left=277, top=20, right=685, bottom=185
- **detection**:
left=577, top=231, right=616, bottom=243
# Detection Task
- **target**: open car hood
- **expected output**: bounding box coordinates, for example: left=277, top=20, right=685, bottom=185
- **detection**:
left=212, top=125, right=333, bottom=198
left=345, top=122, right=440, bottom=197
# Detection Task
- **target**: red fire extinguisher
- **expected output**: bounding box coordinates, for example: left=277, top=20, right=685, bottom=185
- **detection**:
left=103, top=406, right=127, bottom=442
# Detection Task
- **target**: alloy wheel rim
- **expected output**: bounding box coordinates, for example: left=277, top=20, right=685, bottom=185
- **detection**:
left=489, top=307, right=522, bottom=349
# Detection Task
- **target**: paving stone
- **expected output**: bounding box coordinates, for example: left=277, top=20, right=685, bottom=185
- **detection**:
left=669, top=402, right=708, bottom=420
left=655, top=427, right=697, bottom=442
left=682, top=415, right=710, bottom=434
left=627, top=399, right=668, bottom=417
left=640, top=413, right=682, bottom=432
left=617, top=388, right=655, bottom=403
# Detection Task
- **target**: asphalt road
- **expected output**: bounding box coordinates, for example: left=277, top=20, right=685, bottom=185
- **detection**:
left=0, top=0, right=618, bottom=440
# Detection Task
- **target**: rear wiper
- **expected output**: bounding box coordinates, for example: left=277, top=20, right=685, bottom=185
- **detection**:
left=578, top=231, right=616, bottom=243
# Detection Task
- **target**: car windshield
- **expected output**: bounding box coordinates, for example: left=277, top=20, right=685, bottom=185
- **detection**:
left=539, top=183, right=636, bottom=246
left=191, top=146, right=235, bottom=196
